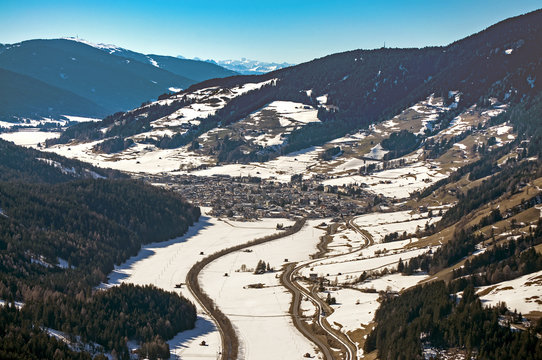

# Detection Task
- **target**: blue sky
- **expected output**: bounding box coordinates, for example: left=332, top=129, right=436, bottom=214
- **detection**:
left=1, top=1, right=540, bottom=63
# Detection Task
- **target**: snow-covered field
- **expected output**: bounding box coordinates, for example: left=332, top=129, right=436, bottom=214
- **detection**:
left=353, top=210, right=440, bottom=243
left=329, top=157, right=377, bottom=175
left=478, top=270, right=542, bottom=315
left=322, top=162, right=446, bottom=198
left=0, top=114, right=100, bottom=131
left=326, top=288, right=379, bottom=357
left=46, top=140, right=212, bottom=174
left=62, top=115, right=102, bottom=123
left=301, top=246, right=430, bottom=284
left=299, top=210, right=438, bottom=278
left=193, top=146, right=324, bottom=182
left=326, top=288, right=379, bottom=332
left=236, top=100, right=320, bottom=147
left=287, top=210, right=436, bottom=357
left=364, top=144, right=388, bottom=160
left=254, top=101, right=319, bottom=127
left=136, top=79, right=278, bottom=140
left=0, top=130, right=60, bottom=147
left=101, top=211, right=292, bottom=359
left=200, top=220, right=325, bottom=359
left=362, top=272, right=428, bottom=292
left=326, top=226, right=366, bottom=256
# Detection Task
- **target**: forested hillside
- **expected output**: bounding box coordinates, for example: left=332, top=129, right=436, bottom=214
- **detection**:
left=52, top=9, right=542, bottom=165
left=0, top=139, right=125, bottom=182
left=0, top=68, right=106, bottom=120
left=0, top=142, right=201, bottom=359
left=365, top=282, right=542, bottom=359
left=363, top=81, right=542, bottom=359
left=0, top=39, right=193, bottom=114
left=0, top=38, right=236, bottom=121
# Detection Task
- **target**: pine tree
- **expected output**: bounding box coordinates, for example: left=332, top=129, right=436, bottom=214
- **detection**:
left=397, top=258, right=404, bottom=273
left=254, top=260, right=266, bottom=274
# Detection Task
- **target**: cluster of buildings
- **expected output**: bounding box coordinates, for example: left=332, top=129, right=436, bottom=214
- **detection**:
left=149, top=174, right=378, bottom=220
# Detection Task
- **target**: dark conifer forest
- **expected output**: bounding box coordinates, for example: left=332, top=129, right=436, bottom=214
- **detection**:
left=0, top=140, right=200, bottom=359
left=365, top=282, right=542, bottom=359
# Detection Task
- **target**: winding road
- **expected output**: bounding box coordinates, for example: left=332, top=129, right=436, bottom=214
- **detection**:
left=281, top=263, right=334, bottom=359
left=282, top=262, right=357, bottom=360
left=280, top=217, right=372, bottom=360
left=185, top=215, right=370, bottom=360
left=185, top=219, right=306, bottom=360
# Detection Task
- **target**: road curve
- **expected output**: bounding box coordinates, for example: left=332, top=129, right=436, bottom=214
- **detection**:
left=281, top=263, right=334, bottom=360
left=185, top=218, right=306, bottom=360
left=308, top=280, right=357, bottom=360
left=282, top=217, right=372, bottom=360
left=284, top=261, right=357, bottom=360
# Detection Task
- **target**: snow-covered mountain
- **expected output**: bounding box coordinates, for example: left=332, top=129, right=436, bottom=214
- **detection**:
left=178, top=55, right=294, bottom=75
left=213, top=58, right=294, bottom=74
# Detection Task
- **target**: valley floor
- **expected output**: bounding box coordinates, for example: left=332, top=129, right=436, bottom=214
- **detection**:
left=102, top=212, right=323, bottom=359
left=101, top=206, right=449, bottom=359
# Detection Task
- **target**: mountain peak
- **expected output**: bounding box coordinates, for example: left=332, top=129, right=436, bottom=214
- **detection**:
left=61, top=36, right=123, bottom=54
left=210, top=58, right=295, bottom=74
left=176, top=55, right=294, bottom=74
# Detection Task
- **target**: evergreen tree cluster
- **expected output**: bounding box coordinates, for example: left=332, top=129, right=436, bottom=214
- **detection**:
left=438, top=157, right=541, bottom=230
left=93, top=136, right=134, bottom=153
left=26, top=284, right=196, bottom=359
left=381, top=130, right=420, bottom=160
left=0, top=304, right=92, bottom=360
left=254, top=260, right=272, bottom=274
left=452, top=221, right=542, bottom=285
left=0, top=179, right=200, bottom=294
left=365, top=282, right=542, bottom=359
left=0, top=139, right=124, bottom=183
left=319, top=146, right=341, bottom=161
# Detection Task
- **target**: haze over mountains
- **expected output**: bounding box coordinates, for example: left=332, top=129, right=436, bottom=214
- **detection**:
left=202, top=57, right=295, bottom=75
left=176, top=54, right=294, bottom=75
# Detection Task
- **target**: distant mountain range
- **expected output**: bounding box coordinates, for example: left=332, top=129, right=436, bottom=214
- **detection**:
left=179, top=55, right=294, bottom=75
left=0, top=38, right=237, bottom=122
left=67, top=38, right=238, bottom=82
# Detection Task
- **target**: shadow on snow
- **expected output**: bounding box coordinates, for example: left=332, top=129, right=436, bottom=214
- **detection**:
left=168, top=316, right=217, bottom=354
left=99, top=215, right=213, bottom=288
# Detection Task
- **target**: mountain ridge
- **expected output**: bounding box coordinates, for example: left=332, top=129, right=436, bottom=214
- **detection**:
left=0, top=38, right=237, bottom=122
left=49, top=9, right=541, bottom=170
left=59, top=37, right=239, bottom=81
left=0, top=67, right=106, bottom=121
